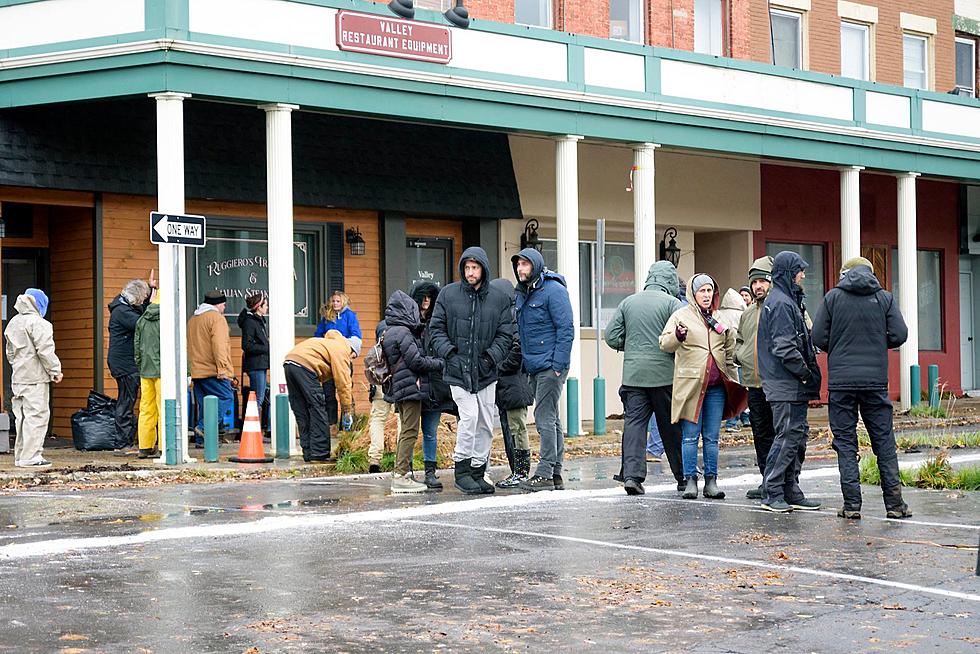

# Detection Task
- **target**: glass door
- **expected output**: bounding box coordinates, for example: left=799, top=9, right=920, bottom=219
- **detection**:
left=405, top=237, right=454, bottom=291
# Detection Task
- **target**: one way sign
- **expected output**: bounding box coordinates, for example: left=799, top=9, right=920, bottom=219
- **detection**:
left=150, top=212, right=207, bottom=247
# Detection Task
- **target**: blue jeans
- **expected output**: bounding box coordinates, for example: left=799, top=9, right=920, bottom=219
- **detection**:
left=421, top=410, right=441, bottom=462
left=193, top=377, right=235, bottom=439
left=681, top=384, right=726, bottom=478
left=646, top=413, right=664, bottom=456
left=246, top=370, right=268, bottom=430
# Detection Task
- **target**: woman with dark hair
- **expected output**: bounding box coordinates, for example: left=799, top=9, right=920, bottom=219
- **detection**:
left=238, top=293, right=270, bottom=430
left=410, top=281, right=455, bottom=489
left=660, top=273, right=746, bottom=501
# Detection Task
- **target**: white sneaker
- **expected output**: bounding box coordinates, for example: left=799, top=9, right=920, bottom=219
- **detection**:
left=391, top=473, right=427, bottom=493
left=16, top=458, right=52, bottom=469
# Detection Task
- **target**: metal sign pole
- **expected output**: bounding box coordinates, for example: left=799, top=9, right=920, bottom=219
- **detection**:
left=172, top=243, right=184, bottom=465
left=593, top=219, right=606, bottom=435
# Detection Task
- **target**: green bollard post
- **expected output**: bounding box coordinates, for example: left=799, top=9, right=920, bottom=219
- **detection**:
left=164, top=399, right=178, bottom=466
left=909, top=364, right=920, bottom=407
left=203, top=395, right=219, bottom=462
left=275, top=394, right=290, bottom=460
left=928, top=364, right=940, bottom=409
left=593, top=377, right=606, bottom=436
left=566, top=376, right=581, bottom=436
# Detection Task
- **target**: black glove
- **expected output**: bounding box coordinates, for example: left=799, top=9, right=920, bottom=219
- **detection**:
left=479, top=354, right=495, bottom=377
left=369, top=385, right=377, bottom=402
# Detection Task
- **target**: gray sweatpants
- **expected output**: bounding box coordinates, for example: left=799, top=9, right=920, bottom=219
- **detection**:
left=451, top=383, right=497, bottom=466
left=12, top=382, right=50, bottom=465
left=532, top=369, right=568, bottom=478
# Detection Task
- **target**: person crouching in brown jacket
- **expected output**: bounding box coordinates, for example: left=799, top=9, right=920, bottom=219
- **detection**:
left=660, top=274, right=747, bottom=501
left=284, top=331, right=354, bottom=462
left=188, top=290, right=236, bottom=446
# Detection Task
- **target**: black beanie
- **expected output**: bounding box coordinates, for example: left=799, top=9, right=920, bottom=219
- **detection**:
left=204, top=290, right=227, bottom=305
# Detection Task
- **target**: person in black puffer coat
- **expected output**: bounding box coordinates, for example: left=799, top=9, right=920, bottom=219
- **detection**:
left=757, top=251, right=822, bottom=513
left=381, top=290, right=444, bottom=494
left=812, top=256, right=911, bottom=520
left=411, top=281, right=454, bottom=489
left=428, top=246, right=514, bottom=494
left=489, top=278, right=533, bottom=489
left=237, top=293, right=270, bottom=432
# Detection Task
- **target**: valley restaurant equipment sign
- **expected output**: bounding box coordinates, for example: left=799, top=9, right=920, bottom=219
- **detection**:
left=336, top=11, right=452, bottom=64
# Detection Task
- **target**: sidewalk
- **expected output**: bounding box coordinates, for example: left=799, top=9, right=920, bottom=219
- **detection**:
left=2, top=396, right=977, bottom=489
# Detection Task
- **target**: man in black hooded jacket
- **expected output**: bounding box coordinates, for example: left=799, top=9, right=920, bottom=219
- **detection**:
left=429, top=247, right=513, bottom=494
left=812, top=256, right=911, bottom=519
left=757, top=251, right=822, bottom=513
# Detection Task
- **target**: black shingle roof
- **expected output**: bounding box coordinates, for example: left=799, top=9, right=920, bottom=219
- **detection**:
left=0, top=98, right=522, bottom=219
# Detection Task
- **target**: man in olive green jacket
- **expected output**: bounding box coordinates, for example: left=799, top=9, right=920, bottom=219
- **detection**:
left=605, top=261, right=685, bottom=495
left=134, top=294, right=161, bottom=458
left=735, top=255, right=781, bottom=499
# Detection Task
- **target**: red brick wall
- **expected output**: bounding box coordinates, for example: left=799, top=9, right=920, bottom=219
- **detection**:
left=757, top=165, right=962, bottom=399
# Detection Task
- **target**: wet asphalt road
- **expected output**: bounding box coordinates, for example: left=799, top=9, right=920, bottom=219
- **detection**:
left=0, top=449, right=977, bottom=653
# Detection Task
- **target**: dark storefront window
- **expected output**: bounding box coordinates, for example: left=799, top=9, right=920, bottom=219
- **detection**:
left=891, top=249, right=943, bottom=351
left=765, top=241, right=825, bottom=301
left=406, top=237, right=454, bottom=291
left=189, top=218, right=341, bottom=332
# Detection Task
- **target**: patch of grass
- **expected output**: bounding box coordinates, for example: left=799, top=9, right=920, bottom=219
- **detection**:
left=380, top=452, right=395, bottom=472
left=861, top=450, right=980, bottom=490
left=907, top=405, right=949, bottom=419
left=894, top=431, right=980, bottom=450
left=857, top=429, right=871, bottom=448
left=859, top=454, right=880, bottom=485
left=335, top=449, right=368, bottom=474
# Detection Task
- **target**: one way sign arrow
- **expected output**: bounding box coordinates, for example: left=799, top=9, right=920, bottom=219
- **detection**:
left=150, top=212, right=207, bottom=247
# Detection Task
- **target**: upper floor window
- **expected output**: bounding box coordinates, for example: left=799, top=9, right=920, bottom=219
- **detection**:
left=610, top=0, right=643, bottom=43
left=956, top=35, right=977, bottom=96
left=840, top=21, right=870, bottom=81
left=903, top=34, right=929, bottom=90
left=414, top=0, right=451, bottom=10
left=515, top=0, right=551, bottom=28
left=770, top=8, right=803, bottom=68
left=694, top=0, right=724, bottom=56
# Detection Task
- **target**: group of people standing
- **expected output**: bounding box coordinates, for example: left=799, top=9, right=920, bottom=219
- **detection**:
left=375, top=245, right=574, bottom=494
left=609, top=251, right=912, bottom=519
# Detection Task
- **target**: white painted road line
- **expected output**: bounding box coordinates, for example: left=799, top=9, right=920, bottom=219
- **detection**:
left=407, top=519, right=980, bottom=604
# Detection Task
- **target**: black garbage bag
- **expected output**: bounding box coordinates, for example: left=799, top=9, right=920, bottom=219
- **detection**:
left=71, top=391, right=126, bottom=451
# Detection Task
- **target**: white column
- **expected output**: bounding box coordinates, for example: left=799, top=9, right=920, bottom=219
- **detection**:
left=150, top=92, right=193, bottom=463
left=556, top=135, right=583, bottom=435
left=840, top=165, right=864, bottom=262
left=897, top=172, right=920, bottom=410
left=262, top=103, right=300, bottom=455
left=632, top=143, right=660, bottom=292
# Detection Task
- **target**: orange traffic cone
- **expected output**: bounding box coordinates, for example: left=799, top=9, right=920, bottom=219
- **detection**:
left=228, top=392, right=274, bottom=463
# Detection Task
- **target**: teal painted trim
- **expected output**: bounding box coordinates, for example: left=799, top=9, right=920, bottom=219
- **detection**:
left=165, top=0, right=190, bottom=39
left=954, top=14, right=980, bottom=37
left=853, top=88, right=866, bottom=127
left=645, top=55, right=660, bottom=94
left=567, top=45, right=584, bottom=86
left=911, top=96, right=923, bottom=131
left=0, top=0, right=44, bottom=7
left=0, top=31, right=158, bottom=59
left=145, top=0, right=166, bottom=30
left=0, top=59, right=169, bottom=107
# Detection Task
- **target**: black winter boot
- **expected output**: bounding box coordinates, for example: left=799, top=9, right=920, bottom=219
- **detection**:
left=454, top=459, right=483, bottom=495
left=424, top=460, right=443, bottom=490
left=469, top=461, right=495, bottom=494
left=703, top=476, right=725, bottom=499
left=496, top=449, right=530, bottom=489
left=883, top=485, right=912, bottom=519
left=682, top=476, right=699, bottom=499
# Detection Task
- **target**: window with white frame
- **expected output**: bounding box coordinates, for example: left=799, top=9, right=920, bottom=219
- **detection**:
left=765, top=242, right=825, bottom=300
left=694, top=0, right=724, bottom=56
left=414, top=0, right=451, bottom=10
left=609, top=0, right=643, bottom=43
left=515, top=0, right=551, bottom=28
left=840, top=21, right=870, bottom=81
left=903, top=34, right=929, bottom=90
left=956, top=36, right=977, bottom=95
left=770, top=8, right=803, bottom=68
left=891, top=249, right=943, bottom=351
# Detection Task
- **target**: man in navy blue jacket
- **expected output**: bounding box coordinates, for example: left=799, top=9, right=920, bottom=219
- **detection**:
left=757, top=251, right=823, bottom=513
left=512, top=248, right=575, bottom=492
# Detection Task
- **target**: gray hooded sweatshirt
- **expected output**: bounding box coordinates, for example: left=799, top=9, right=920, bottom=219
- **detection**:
left=605, top=261, right=682, bottom=388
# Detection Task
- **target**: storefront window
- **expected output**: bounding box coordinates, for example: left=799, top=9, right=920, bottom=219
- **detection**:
left=891, top=249, right=942, bottom=351
left=191, top=220, right=336, bottom=330
left=540, top=240, right=593, bottom=327
left=765, top=242, right=825, bottom=302
left=539, top=240, right=639, bottom=328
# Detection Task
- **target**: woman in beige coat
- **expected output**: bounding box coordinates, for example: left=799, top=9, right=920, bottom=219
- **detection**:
left=660, top=274, right=746, bottom=500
